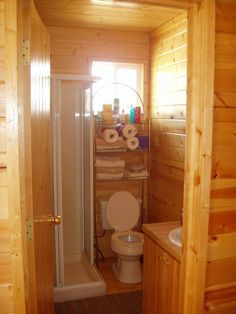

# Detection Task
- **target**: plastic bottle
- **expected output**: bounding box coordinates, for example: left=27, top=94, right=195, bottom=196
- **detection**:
left=113, top=98, right=120, bottom=115
left=120, top=109, right=126, bottom=124
left=129, top=105, right=135, bottom=124
left=134, top=106, right=141, bottom=123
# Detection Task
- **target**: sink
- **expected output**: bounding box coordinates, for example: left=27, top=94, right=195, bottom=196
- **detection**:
left=168, top=227, right=182, bottom=247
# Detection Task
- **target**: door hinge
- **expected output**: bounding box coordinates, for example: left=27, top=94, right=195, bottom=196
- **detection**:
left=22, top=40, right=30, bottom=65
left=26, top=218, right=33, bottom=241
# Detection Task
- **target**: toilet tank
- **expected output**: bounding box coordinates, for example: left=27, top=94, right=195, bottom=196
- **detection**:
left=98, top=197, right=142, bottom=230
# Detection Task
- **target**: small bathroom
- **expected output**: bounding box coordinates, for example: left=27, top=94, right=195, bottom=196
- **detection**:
left=3, top=1, right=236, bottom=313
left=49, top=5, right=188, bottom=304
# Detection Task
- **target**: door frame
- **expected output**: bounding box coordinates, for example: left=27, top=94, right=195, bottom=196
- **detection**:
left=4, top=0, right=215, bottom=313
left=4, top=0, right=27, bottom=313
left=180, top=1, right=215, bottom=313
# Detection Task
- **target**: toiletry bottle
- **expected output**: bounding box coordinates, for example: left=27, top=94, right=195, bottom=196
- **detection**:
left=113, top=98, right=120, bottom=115
left=120, top=109, right=126, bottom=124
left=134, top=106, right=141, bottom=123
left=129, top=105, right=135, bottom=124
left=102, top=104, right=113, bottom=123
left=113, top=98, right=120, bottom=123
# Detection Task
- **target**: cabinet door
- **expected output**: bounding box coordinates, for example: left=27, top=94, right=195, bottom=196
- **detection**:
left=143, top=235, right=180, bottom=314
left=143, top=235, right=161, bottom=314
left=143, top=235, right=164, bottom=314
left=143, top=235, right=158, bottom=314
left=161, top=251, right=180, bottom=314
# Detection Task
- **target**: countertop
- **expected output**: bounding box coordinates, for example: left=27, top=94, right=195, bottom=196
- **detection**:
left=142, top=221, right=182, bottom=262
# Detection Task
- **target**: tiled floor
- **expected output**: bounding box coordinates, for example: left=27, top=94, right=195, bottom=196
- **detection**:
left=98, top=257, right=142, bottom=295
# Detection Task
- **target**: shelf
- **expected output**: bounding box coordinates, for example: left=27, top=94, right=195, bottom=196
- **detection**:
left=94, top=121, right=149, bottom=126
left=95, top=176, right=148, bottom=182
left=95, top=148, right=148, bottom=153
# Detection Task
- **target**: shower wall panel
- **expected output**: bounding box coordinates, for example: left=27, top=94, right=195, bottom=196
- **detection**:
left=60, top=82, right=84, bottom=258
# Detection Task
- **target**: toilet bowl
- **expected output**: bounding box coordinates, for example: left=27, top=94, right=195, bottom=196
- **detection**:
left=102, top=191, right=144, bottom=284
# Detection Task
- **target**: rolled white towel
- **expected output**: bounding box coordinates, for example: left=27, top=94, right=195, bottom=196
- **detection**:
left=117, top=124, right=137, bottom=139
left=127, top=169, right=149, bottom=179
left=127, top=137, right=139, bottom=150
left=98, top=127, right=119, bottom=143
left=95, top=156, right=125, bottom=168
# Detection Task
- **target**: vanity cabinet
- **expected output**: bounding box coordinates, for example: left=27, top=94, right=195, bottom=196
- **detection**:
left=143, top=225, right=181, bottom=314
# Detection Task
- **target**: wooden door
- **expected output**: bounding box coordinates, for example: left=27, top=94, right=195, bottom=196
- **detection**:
left=30, top=3, right=54, bottom=313
left=20, top=1, right=55, bottom=313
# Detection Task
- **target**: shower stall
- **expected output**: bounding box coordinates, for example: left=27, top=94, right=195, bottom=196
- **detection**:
left=51, top=75, right=106, bottom=302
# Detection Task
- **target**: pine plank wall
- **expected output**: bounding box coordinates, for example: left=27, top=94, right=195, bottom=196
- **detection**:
left=205, top=0, right=236, bottom=311
left=149, top=4, right=236, bottom=311
left=0, top=0, right=14, bottom=312
left=149, top=12, right=187, bottom=223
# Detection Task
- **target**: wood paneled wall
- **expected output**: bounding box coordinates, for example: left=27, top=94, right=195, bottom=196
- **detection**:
left=0, top=2, right=13, bottom=312
left=0, top=0, right=26, bottom=313
left=205, top=1, right=236, bottom=312
left=49, top=26, right=150, bottom=113
left=149, top=12, right=187, bottom=222
left=49, top=26, right=150, bottom=258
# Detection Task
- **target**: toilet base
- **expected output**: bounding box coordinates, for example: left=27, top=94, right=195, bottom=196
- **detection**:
left=112, top=255, right=142, bottom=284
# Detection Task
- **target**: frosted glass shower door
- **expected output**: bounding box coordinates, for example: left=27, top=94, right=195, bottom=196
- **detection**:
left=52, top=75, right=94, bottom=286
left=60, top=81, right=84, bottom=261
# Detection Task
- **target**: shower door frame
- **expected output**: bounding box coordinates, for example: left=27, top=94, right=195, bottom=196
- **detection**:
left=51, top=74, right=96, bottom=287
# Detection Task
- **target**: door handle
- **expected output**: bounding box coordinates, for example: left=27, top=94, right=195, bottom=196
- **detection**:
left=49, top=215, right=61, bottom=225
left=34, top=215, right=61, bottom=225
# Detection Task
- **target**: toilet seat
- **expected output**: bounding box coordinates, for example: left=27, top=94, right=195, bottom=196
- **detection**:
left=106, top=191, right=139, bottom=231
left=111, top=231, right=144, bottom=256
left=112, top=231, right=144, bottom=247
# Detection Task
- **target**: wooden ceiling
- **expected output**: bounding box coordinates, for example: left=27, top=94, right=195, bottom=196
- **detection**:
left=34, top=0, right=185, bottom=32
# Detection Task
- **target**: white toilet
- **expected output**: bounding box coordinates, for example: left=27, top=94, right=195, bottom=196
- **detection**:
left=99, top=191, right=144, bottom=284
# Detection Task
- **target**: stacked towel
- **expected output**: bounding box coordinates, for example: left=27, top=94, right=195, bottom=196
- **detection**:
left=126, top=164, right=149, bottom=179
left=95, top=156, right=125, bottom=180
left=95, top=156, right=125, bottom=168
left=96, top=172, right=124, bottom=180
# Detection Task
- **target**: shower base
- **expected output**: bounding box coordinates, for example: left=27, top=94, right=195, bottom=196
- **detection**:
left=54, top=253, right=106, bottom=302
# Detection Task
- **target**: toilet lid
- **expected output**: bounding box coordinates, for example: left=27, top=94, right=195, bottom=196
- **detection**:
left=106, top=191, right=139, bottom=231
